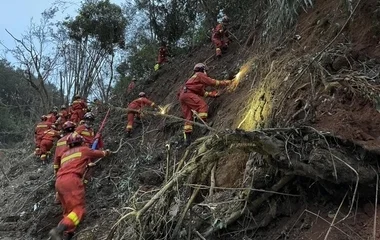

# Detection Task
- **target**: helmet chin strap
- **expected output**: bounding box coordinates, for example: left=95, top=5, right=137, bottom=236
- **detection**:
left=85, top=122, right=93, bottom=128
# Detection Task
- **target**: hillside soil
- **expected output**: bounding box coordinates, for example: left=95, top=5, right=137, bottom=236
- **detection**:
left=2, top=0, right=380, bottom=239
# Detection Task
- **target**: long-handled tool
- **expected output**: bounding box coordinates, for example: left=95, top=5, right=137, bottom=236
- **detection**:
left=91, top=108, right=110, bottom=150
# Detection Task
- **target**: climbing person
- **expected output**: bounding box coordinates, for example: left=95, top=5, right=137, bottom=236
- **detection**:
left=212, top=15, right=230, bottom=58
left=70, top=94, right=88, bottom=124
left=40, top=125, right=61, bottom=165
left=53, top=121, right=76, bottom=204
left=53, top=121, right=76, bottom=175
left=178, top=63, right=233, bottom=146
left=154, top=41, right=169, bottom=71
left=55, top=105, right=69, bottom=129
left=74, top=112, right=103, bottom=149
left=34, top=115, right=52, bottom=156
left=46, top=107, right=59, bottom=124
left=126, top=92, right=157, bottom=137
left=127, top=78, right=137, bottom=94
left=48, top=134, right=111, bottom=240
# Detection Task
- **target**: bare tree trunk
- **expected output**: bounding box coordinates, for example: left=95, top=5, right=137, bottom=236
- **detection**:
left=105, top=53, right=114, bottom=103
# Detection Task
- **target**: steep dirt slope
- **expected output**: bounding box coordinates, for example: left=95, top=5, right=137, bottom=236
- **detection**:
left=2, top=0, right=380, bottom=239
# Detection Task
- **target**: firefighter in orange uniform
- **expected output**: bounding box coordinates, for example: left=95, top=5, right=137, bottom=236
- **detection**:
left=46, top=107, right=59, bottom=124
left=55, top=105, right=69, bottom=129
left=40, top=125, right=61, bottom=164
left=53, top=121, right=76, bottom=174
left=127, top=78, right=136, bottom=94
left=70, top=95, right=88, bottom=124
left=74, top=112, right=103, bottom=149
left=212, top=15, right=230, bottom=58
left=154, top=42, right=169, bottom=71
left=178, top=63, right=233, bottom=145
left=49, top=134, right=111, bottom=240
left=34, top=115, right=52, bottom=156
left=126, top=92, right=157, bottom=137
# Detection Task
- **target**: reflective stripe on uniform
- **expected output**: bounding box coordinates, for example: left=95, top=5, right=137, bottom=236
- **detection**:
left=61, top=152, right=82, bottom=165
left=57, top=141, right=67, bottom=146
left=198, top=112, right=208, bottom=118
left=80, top=131, right=92, bottom=136
left=53, top=164, right=59, bottom=169
left=126, top=125, right=133, bottom=129
left=67, top=212, right=80, bottom=226
left=37, top=125, right=48, bottom=128
left=184, top=125, right=193, bottom=130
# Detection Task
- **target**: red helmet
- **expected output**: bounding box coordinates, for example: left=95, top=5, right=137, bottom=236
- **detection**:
left=67, top=133, right=84, bottom=146
left=138, top=92, right=146, bottom=97
left=194, top=63, right=208, bottom=72
left=62, top=121, right=76, bottom=131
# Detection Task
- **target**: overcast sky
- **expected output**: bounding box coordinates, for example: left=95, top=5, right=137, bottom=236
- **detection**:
left=0, top=0, right=124, bottom=63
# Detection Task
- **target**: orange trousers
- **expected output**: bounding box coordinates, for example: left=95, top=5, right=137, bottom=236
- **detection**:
left=40, top=140, right=53, bottom=161
left=179, top=92, right=208, bottom=133
left=56, top=174, right=86, bottom=234
left=126, top=111, right=141, bottom=132
left=212, top=37, right=228, bottom=56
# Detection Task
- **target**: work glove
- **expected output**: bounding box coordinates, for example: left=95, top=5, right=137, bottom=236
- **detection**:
left=88, top=162, right=96, bottom=167
left=104, top=149, right=112, bottom=156
left=220, top=80, right=232, bottom=86
left=207, top=90, right=220, bottom=98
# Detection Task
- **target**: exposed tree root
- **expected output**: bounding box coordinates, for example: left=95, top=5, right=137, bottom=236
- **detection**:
left=108, top=126, right=380, bottom=239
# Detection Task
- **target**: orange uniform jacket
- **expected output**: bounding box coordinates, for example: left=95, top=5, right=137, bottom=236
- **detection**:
left=54, top=134, right=70, bottom=172
left=70, top=99, right=87, bottom=123
left=72, top=99, right=87, bottom=111
left=75, top=125, right=103, bottom=149
left=46, top=113, right=57, bottom=124
left=35, top=121, right=52, bottom=138
left=183, top=72, right=223, bottom=96
left=157, top=46, right=168, bottom=64
left=57, top=146, right=107, bottom=178
left=42, top=129, right=60, bottom=142
left=127, top=81, right=135, bottom=94
left=58, top=110, right=69, bottom=122
left=128, top=97, right=155, bottom=110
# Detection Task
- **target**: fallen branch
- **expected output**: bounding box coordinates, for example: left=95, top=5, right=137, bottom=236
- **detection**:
left=110, top=105, right=218, bottom=132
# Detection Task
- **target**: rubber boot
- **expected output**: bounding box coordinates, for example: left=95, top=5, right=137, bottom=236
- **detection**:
left=126, top=130, right=132, bottom=138
left=63, top=232, right=74, bottom=240
left=49, top=224, right=67, bottom=240
left=216, top=48, right=222, bottom=58
left=34, top=148, right=40, bottom=156
left=183, top=132, right=191, bottom=147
